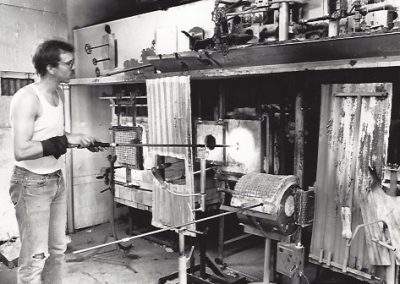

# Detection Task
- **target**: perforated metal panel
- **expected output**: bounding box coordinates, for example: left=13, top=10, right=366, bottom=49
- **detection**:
left=113, top=126, right=143, bottom=169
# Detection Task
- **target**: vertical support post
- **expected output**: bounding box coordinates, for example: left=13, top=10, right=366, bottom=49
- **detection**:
left=279, top=2, right=289, bottom=41
left=265, top=111, right=274, bottom=174
left=200, top=151, right=206, bottom=212
left=278, top=94, right=286, bottom=175
left=64, top=84, right=75, bottom=233
left=200, top=231, right=206, bottom=279
left=130, top=90, right=137, bottom=127
left=178, top=232, right=187, bottom=284
left=294, top=91, right=305, bottom=188
left=263, top=237, right=271, bottom=284
left=386, top=250, right=396, bottom=284
left=217, top=214, right=225, bottom=263
left=388, top=167, right=399, bottom=196
left=189, top=237, right=195, bottom=274
left=328, top=21, right=339, bottom=37
left=328, top=0, right=340, bottom=37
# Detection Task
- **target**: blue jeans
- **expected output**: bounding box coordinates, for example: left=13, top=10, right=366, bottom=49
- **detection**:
left=9, top=166, right=67, bottom=284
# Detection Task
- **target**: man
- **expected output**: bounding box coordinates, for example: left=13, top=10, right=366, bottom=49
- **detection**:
left=9, top=39, right=101, bottom=284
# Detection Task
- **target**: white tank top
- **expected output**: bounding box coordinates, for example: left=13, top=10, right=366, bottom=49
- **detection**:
left=14, top=84, right=65, bottom=174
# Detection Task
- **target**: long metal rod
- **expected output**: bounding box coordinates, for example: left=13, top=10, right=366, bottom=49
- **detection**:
left=178, top=232, right=187, bottom=284
left=110, top=143, right=230, bottom=148
left=73, top=203, right=262, bottom=254
left=103, top=64, right=153, bottom=76
left=69, top=142, right=233, bottom=148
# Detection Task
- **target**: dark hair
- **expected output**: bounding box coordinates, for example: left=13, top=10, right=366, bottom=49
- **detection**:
left=32, top=39, right=74, bottom=76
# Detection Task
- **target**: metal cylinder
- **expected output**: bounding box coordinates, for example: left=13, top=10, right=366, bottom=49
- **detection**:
left=328, top=20, right=339, bottom=37
left=178, top=233, right=187, bottom=284
left=279, top=2, right=289, bottom=41
left=231, top=173, right=299, bottom=235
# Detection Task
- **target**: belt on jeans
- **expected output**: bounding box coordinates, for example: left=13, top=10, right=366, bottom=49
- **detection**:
left=14, top=166, right=62, bottom=178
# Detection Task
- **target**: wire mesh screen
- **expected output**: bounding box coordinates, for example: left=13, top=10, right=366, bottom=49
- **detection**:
left=113, top=126, right=143, bottom=169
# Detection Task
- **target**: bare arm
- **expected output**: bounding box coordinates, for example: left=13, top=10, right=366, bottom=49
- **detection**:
left=11, top=90, right=43, bottom=161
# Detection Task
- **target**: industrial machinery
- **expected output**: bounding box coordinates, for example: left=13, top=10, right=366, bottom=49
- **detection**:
left=69, top=1, right=400, bottom=284
left=220, top=173, right=314, bottom=283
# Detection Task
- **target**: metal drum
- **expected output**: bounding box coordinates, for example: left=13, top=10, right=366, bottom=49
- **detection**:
left=231, top=173, right=300, bottom=235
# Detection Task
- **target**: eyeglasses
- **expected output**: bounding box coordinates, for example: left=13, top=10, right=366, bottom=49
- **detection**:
left=59, top=60, right=74, bottom=68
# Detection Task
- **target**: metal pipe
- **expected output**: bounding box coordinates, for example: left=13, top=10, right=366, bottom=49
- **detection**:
left=73, top=203, right=263, bottom=254
left=279, top=2, right=289, bottom=41
left=69, top=142, right=233, bottom=149
left=294, top=91, right=304, bottom=188
left=358, top=3, right=395, bottom=14
left=263, top=238, right=271, bottom=284
left=178, top=232, right=187, bottom=284
left=342, top=219, right=385, bottom=272
left=192, top=166, right=215, bottom=175
left=328, top=20, right=339, bottom=37
left=103, top=64, right=153, bottom=76
left=200, top=156, right=206, bottom=212
left=386, top=248, right=396, bottom=284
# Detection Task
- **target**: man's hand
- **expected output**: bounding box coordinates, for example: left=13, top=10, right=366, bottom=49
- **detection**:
left=66, top=133, right=105, bottom=152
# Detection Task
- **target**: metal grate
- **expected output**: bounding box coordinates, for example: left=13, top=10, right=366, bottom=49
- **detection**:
left=113, top=126, right=143, bottom=169
left=294, top=188, right=315, bottom=227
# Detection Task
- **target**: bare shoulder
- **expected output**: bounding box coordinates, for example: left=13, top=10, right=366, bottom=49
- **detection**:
left=11, top=85, right=39, bottom=117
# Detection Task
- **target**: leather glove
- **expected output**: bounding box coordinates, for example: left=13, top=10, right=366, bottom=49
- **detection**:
left=41, top=135, right=68, bottom=159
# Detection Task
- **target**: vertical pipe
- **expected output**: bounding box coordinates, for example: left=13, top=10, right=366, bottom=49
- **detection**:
left=294, top=91, right=305, bottom=188
left=278, top=95, right=286, bottom=175
left=279, top=2, right=289, bottom=41
left=64, top=84, right=75, bottom=233
left=263, top=237, right=271, bottom=284
left=266, top=111, right=274, bottom=174
left=200, top=232, right=206, bottom=279
left=323, top=0, right=329, bottom=17
left=131, top=91, right=137, bottom=127
left=328, top=21, right=339, bottom=37
left=388, top=168, right=398, bottom=196
left=218, top=214, right=225, bottom=263
left=385, top=250, right=396, bottom=284
left=189, top=237, right=195, bottom=274
left=200, top=155, right=206, bottom=212
left=178, top=232, right=187, bottom=284
left=328, top=0, right=339, bottom=37
left=219, top=82, right=227, bottom=164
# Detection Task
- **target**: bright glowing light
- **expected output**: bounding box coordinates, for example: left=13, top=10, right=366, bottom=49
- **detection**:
left=284, top=195, right=295, bottom=217
left=227, top=127, right=257, bottom=169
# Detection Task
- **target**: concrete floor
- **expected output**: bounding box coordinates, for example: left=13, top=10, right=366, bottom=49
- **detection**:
left=0, top=220, right=365, bottom=284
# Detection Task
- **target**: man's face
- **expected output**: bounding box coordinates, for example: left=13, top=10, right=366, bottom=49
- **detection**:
left=55, top=51, right=74, bottom=83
